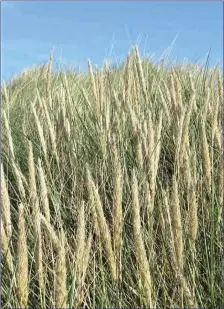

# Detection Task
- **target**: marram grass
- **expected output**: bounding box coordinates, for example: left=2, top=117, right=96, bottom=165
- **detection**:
left=1, top=46, right=223, bottom=308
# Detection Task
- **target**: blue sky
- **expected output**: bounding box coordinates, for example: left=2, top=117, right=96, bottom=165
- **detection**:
left=1, top=1, right=223, bottom=82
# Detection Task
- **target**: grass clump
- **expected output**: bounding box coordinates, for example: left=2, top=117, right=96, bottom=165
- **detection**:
left=1, top=46, right=223, bottom=308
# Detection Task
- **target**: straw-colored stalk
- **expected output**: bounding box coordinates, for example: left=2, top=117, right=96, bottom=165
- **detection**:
left=170, top=177, right=183, bottom=271
left=131, top=170, right=153, bottom=308
left=1, top=164, right=12, bottom=240
left=86, top=168, right=117, bottom=282
left=17, top=203, right=29, bottom=308
left=38, top=158, right=50, bottom=222
left=1, top=219, right=13, bottom=273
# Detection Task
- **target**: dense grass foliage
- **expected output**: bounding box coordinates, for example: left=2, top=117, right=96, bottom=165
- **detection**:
left=1, top=47, right=223, bottom=308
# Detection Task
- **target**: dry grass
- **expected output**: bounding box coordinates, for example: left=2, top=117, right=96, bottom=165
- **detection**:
left=1, top=46, right=223, bottom=308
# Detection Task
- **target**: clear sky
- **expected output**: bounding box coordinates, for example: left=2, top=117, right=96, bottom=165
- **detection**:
left=1, top=1, right=223, bottom=82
